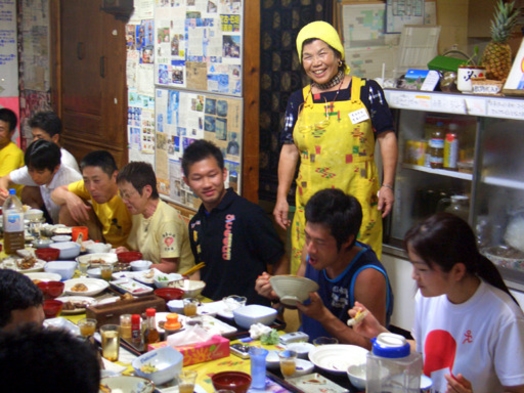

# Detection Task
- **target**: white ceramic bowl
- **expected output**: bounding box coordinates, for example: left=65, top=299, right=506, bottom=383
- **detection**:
left=86, top=268, right=102, bottom=278
left=85, top=242, right=112, bottom=254
left=265, top=350, right=280, bottom=369
left=99, top=376, right=154, bottom=393
left=24, top=209, right=44, bottom=221
left=233, top=304, right=277, bottom=329
left=295, top=358, right=315, bottom=376
left=130, top=260, right=153, bottom=271
left=154, top=273, right=183, bottom=288
left=44, top=261, right=78, bottom=280
left=132, top=346, right=183, bottom=386
left=309, top=344, right=369, bottom=375
left=51, top=235, right=72, bottom=242
left=287, top=342, right=315, bottom=359
left=76, top=253, right=118, bottom=265
left=33, top=238, right=54, bottom=249
left=166, top=299, right=185, bottom=313
left=167, top=279, right=206, bottom=298
left=269, top=275, right=319, bottom=307
left=50, top=241, right=81, bottom=259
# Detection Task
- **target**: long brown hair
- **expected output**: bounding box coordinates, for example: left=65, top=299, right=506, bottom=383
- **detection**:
left=404, top=212, right=518, bottom=304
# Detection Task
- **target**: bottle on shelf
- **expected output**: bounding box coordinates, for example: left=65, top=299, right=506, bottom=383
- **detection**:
left=3, top=189, right=25, bottom=254
left=444, top=123, right=459, bottom=170
left=429, top=121, right=445, bottom=169
left=144, top=308, right=160, bottom=345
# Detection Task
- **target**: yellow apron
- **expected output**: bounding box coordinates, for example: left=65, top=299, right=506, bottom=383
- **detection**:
left=290, top=76, right=382, bottom=273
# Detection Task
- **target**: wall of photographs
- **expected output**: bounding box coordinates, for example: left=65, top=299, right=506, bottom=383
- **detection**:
left=126, top=0, right=244, bottom=210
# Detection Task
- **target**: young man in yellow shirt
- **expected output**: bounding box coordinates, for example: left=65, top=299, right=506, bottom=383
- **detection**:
left=0, top=108, right=24, bottom=196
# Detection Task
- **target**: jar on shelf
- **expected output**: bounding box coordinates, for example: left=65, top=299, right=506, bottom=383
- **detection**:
left=443, top=195, right=470, bottom=222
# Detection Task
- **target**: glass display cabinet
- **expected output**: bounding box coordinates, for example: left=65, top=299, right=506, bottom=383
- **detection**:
left=383, top=89, right=524, bottom=286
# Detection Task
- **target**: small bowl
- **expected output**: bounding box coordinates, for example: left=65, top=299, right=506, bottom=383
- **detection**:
left=168, top=279, right=206, bottom=298
left=154, top=273, right=183, bottom=288
left=50, top=241, right=81, bottom=259
left=43, top=299, right=63, bottom=319
left=154, top=288, right=184, bottom=302
left=232, top=304, right=277, bottom=329
left=287, top=342, right=315, bottom=359
left=85, top=243, right=112, bottom=254
left=25, top=209, right=44, bottom=221
left=211, top=371, right=252, bottom=393
left=295, top=358, right=315, bottom=376
left=33, top=239, right=54, bottom=249
left=166, top=299, right=185, bottom=313
left=44, top=261, right=78, bottom=280
left=117, top=251, right=143, bottom=263
left=35, top=247, right=60, bottom=262
left=130, top=260, right=153, bottom=271
left=347, top=362, right=387, bottom=390
left=37, top=281, right=65, bottom=299
left=51, top=235, right=72, bottom=242
left=132, top=346, right=183, bottom=386
left=86, top=267, right=102, bottom=278
left=99, top=376, right=154, bottom=393
left=265, top=350, right=281, bottom=369
left=270, top=275, right=319, bottom=307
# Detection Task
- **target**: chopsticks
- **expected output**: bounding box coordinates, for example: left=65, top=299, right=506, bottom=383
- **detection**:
left=182, top=261, right=205, bottom=277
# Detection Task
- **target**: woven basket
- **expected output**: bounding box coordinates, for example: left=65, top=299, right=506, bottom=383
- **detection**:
left=471, top=78, right=503, bottom=95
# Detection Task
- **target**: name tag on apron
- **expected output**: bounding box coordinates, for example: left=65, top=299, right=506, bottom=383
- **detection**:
left=349, top=108, right=370, bottom=124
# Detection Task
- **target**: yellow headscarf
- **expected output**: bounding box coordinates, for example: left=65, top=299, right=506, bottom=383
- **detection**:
left=296, top=20, right=350, bottom=75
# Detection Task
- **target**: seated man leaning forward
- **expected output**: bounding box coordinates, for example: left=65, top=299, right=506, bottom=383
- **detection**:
left=182, top=139, right=289, bottom=306
left=51, top=150, right=132, bottom=247
left=0, top=269, right=44, bottom=332
left=256, top=188, right=394, bottom=348
left=115, top=161, right=195, bottom=274
left=0, top=108, right=24, bottom=197
left=0, top=140, right=82, bottom=224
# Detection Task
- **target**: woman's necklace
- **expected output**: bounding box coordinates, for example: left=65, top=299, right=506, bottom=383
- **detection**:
left=312, top=69, right=345, bottom=91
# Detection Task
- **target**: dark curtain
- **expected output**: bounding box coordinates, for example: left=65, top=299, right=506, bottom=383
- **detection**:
left=258, top=0, right=332, bottom=203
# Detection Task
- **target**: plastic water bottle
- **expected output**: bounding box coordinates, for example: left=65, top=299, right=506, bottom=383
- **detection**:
left=3, top=188, right=25, bottom=254
left=366, top=333, right=422, bottom=393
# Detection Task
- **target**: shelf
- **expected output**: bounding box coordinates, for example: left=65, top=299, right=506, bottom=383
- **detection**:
left=482, top=176, right=524, bottom=190
left=402, top=164, right=473, bottom=180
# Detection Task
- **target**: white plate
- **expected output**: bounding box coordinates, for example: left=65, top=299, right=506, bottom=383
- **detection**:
left=198, top=300, right=227, bottom=317
left=286, top=372, right=348, bottom=393
left=53, top=226, right=72, bottom=235
left=99, top=376, right=154, bottom=393
left=87, top=267, right=102, bottom=278
left=43, top=317, right=80, bottom=336
left=1, top=257, right=46, bottom=273
left=76, top=253, right=118, bottom=265
left=308, top=344, right=369, bottom=374
left=63, top=278, right=109, bottom=296
left=24, top=272, right=62, bottom=282
left=55, top=296, right=95, bottom=314
left=155, top=312, right=237, bottom=336
left=94, top=296, right=122, bottom=306
left=111, top=278, right=153, bottom=296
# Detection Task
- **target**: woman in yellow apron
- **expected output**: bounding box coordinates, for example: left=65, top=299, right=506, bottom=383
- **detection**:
left=274, top=21, right=397, bottom=273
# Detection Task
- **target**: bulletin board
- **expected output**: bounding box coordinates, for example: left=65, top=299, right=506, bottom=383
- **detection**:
left=336, top=0, right=437, bottom=79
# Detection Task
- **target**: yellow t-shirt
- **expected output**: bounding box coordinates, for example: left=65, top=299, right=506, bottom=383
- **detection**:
left=67, top=180, right=132, bottom=247
left=127, top=200, right=194, bottom=273
left=0, top=142, right=24, bottom=197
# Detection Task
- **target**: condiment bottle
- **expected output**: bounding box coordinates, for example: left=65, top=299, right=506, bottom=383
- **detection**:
left=164, top=313, right=182, bottom=337
left=3, top=189, right=25, bottom=254
left=443, top=123, right=459, bottom=170
left=429, top=122, right=445, bottom=169
left=131, top=314, right=144, bottom=351
left=144, top=308, right=160, bottom=344
left=366, top=333, right=422, bottom=393
left=120, top=314, right=132, bottom=340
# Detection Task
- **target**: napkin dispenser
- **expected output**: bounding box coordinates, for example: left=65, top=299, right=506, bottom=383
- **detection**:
left=86, top=295, right=166, bottom=326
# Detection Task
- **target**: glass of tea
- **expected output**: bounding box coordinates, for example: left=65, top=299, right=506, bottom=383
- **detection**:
left=183, top=298, right=199, bottom=317
left=278, top=350, right=297, bottom=379
left=100, top=324, right=120, bottom=362
left=77, top=318, right=97, bottom=338
left=177, top=370, right=197, bottom=393
left=100, top=264, right=113, bottom=282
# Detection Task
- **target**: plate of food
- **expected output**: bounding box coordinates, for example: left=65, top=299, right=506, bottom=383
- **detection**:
left=55, top=296, right=95, bottom=314
left=110, top=278, right=154, bottom=296
left=1, top=256, right=46, bottom=273
left=24, top=272, right=62, bottom=284
left=63, top=278, right=109, bottom=297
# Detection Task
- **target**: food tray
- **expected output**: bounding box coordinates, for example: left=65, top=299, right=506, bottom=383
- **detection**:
left=111, top=278, right=154, bottom=296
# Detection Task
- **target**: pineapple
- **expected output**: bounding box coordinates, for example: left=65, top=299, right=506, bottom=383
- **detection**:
left=481, top=0, right=520, bottom=81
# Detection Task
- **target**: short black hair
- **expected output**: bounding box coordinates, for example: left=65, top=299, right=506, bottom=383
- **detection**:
left=305, top=188, right=363, bottom=250
left=0, top=108, right=17, bottom=132
left=25, top=139, right=61, bottom=172
left=0, top=325, right=101, bottom=393
left=117, top=161, right=159, bottom=199
left=28, top=111, right=62, bottom=137
left=80, top=150, right=118, bottom=177
left=181, top=139, right=224, bottom=177
left=0, top=270, right=43, bottom=329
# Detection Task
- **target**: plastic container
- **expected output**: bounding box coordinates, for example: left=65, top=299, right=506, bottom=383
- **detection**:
left=444, top=195, right=470, bottom=222
left=429, top=122, right=445, bottom=169
left=366, top=333, right=422, bottom=393
left=3, top=189, right=24, bottom=254
left=444, top=123, right=459, bottom=170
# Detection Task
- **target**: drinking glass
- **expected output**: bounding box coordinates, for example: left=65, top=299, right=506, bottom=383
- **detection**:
left=77, top=318, right=97, bottom=338
left=223, top=295, right=247, bottom=313
left=177, top=370, right=197, bottom=393
left=78, top=260, right=90, bottom=277
left=313, top=336, right=338, bottom=346
left=183, top=298, right=199, bottom=317
left=249, top=347, right=268, bottom=389
left=278, top=350, right=297, bottom=379
left=100, top=264, right=113, bottom=282
left=100, top=324, right=120, bottom=362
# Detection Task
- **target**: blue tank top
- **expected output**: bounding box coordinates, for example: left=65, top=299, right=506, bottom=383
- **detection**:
left=301, top=242, right=394, bottom=341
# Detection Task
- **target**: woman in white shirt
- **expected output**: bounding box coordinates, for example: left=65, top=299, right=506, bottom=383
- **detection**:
left=350, top=213, right=524, bottom=393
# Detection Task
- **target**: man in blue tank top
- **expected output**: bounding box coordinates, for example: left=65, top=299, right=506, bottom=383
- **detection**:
left=256, top=188, right=393, bottom=349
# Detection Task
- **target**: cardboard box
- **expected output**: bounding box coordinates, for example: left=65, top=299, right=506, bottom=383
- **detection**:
left=86, top=295, right=166, bottom=326
left=147, top=335, right=230, bottom=366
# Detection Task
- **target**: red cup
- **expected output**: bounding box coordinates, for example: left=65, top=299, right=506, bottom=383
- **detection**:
left=117, top=251, right=143, bottom=263
left=35, top=247, right=60, bottom=262
left=43, top=300, right=63, bottom=319
left=71, top=226, right=89, bottom=242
